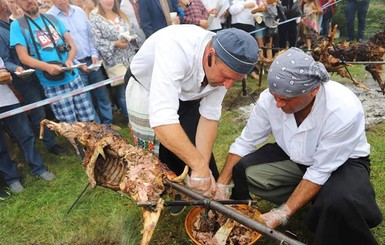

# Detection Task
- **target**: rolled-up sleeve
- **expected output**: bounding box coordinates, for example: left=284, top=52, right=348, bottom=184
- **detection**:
left=199, top=87, right=227, bottom=120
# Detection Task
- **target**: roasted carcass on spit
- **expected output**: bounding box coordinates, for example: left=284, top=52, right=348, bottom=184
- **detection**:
left=39, top=119, right=188, bottom=245
left=309, top=26, right=385, bottom=93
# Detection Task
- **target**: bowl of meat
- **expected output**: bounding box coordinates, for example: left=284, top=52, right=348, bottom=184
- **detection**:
left=185, top=204, right=263, bottom=245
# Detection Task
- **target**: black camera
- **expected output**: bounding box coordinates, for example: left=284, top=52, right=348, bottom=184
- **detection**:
left=57, top=43, right=72, bottom=53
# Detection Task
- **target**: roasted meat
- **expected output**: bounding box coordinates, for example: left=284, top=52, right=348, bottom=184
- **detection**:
left=39, top=120, right=187, bottom=245
left=310, top=26, right=385, bottom=93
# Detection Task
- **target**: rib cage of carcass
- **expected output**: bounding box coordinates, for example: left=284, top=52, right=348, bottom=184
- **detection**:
left=39, top=119, right=187, bottom=245
left=309, top=26, right=385, bottom=93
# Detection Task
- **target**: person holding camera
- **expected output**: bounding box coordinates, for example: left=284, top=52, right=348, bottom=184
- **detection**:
left=0, top=0, right=66, bottom=155
left=47, top=0, right=114, bottom=127
left=9, top=0, right=95, bottom=123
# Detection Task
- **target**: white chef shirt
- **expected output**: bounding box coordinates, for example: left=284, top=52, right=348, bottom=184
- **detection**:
left=229, top=81, right=370, bottom=185
left=130, top=25, right=228, bottom=128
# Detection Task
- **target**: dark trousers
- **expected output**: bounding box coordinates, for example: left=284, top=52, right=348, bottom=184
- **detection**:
left=159, top=99, right=219, bottom=179
left=230, top=23, right=256, bottom=34
left=320, top=10, right=333, bottom=37
left=345, top=0, right=370, bottom=41
left=0, top=104, right=46, bottom=185
left=278, top=20, right=298, bottom=48
left=232, top=143, right=382, bottom=244
left=12, top=74, right=57, bottom=149
left=79, top=57, right=112, bottom=125
left=232, top=143, right=291, bottom=200
left=306, top=157, right=382, bottom=244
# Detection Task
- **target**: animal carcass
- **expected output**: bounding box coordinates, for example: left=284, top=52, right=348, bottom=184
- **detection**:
left=309, top=26, right=385, bottom=93
left=39, top=119, right=187, bottom=245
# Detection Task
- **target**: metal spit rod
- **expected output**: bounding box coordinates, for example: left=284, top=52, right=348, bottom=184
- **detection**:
left=165, top=179, right=306, bottom=245
left=340, top=61, right=385, bottom=65
left=137, top=199, right=259, bottom=207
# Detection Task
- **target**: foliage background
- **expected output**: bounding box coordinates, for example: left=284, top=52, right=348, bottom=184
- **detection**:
left=1, top=1, right=385, bottom=244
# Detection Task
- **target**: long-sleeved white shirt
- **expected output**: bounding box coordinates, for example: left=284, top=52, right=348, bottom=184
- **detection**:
left=229, top=0, right=256, bottom=26
left=229, top=81, right=370, bottom=185
left=201, top=0, right=230, bottom=30
left=130, top=25, right=227, bottom=128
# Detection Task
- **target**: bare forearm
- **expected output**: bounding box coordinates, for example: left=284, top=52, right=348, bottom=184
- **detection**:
left=260, top=178, right=321, bottom=228
left=16, top=45, right=50, bottom=72
left=154, top=124, right=209, bottom=176
left=19, top=54, right=50, bottom=72
left=64, top=33, right=77, bottom=63
left=217, top=153, right=242, bottom=185
left=286, top=179, right=321, bottom=216
left=195, top=117, right=217, bottom=166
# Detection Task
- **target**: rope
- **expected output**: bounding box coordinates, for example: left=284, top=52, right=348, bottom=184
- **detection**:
left=0, top=74, right=123, bottom=119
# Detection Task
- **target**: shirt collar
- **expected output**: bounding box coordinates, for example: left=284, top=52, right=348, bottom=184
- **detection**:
left=50, top=4, right=75, bottom=17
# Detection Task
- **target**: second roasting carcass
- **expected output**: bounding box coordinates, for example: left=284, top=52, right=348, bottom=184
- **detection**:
left=310, top=26, right=385, bottom=93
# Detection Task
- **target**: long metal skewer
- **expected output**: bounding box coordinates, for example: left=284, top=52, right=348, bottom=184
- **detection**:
left=137, top=199, right=259, bottom=207
left=165, top=180, right=306, bottom=245
left=340, top=61, right=385, bottom=65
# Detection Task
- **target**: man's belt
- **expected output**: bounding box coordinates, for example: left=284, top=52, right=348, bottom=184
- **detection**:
left=77, top=56, right=91, bottom=63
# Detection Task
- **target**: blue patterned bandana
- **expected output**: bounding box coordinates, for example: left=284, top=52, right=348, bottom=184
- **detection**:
left=267, top=47, right=329, bottom=97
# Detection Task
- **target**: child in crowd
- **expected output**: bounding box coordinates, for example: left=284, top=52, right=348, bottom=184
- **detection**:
left=301, top=0, right=322, bottom=51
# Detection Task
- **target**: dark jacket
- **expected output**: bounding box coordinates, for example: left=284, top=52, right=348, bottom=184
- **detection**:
left=138, top=0, right=179, bottom=38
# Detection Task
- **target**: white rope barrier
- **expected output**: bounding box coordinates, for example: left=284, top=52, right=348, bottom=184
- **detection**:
left=250, top=0, right=343, bottom=35
left=0, top=74, right=123, bottom=120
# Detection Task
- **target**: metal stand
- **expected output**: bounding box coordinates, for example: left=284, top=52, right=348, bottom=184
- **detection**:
left=67, top=183, right=90, bottom=214
left=165, top=180, right=305, bottom=245
left=227, top=78, right=256, bottom=111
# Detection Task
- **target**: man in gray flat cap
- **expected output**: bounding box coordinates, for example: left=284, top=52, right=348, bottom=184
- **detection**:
left=216, top=47, right=382, bottom=243
left=124, top=25, right=259, bottom=209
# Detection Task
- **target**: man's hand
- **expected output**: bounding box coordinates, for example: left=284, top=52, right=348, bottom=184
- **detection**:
left=244, top=2, right=256, bottom=8
left=0, top=69, right=12, bottom=84
left=172, top=16, right=180, bottom=25
left=64, top=59, right=74, bottom=70
left=91, top=57, right=100, bottom=64
left=214, top=183, right=234, bottom=200
left=208, top=8, right=217, bottom=16
left=14, top=66, right=26, bottom=78
left=199, top=19, right=209, bottom=29
left=45, top=63, right=64, bottom=75
left=115, top=39, right=129, bottom=49
left=79, top=64, right=89, bottom=73
left=260, top=203, right=291, bottom=229
left=186, top=170, right=216, bottom=197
